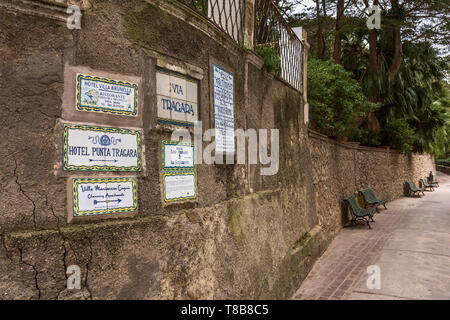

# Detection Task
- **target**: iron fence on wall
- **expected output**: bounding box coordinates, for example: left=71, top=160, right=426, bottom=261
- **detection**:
left=177, top=0, right=304, bottom=93
left=178, top=0, right=246, bottom=44
left=254, top=0, right=304, bottom=93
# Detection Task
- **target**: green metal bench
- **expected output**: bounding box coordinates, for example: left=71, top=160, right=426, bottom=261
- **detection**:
left=359, top=188, right=389, bottom=212
left=429, top=178, right=439, bottom=188
left=406, top=181, right=425, bottom=197
left=420, top=178, right=435, bottom=191
left=344, top=195, right=376, bottom=229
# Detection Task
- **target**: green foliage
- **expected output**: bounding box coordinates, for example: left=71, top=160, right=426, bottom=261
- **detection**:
left=436, top=158, right=450, bottom=167
left=307, top=58, right=379, bottom=139
left=381, top=117, right=415, bottom=154
left=289, top=0, right=449, bottom=155
left=350, top=128, right=381, bottom=147
left=255, top=46, right=281, bottom=75
left=364, top=42, right=449, bottom=156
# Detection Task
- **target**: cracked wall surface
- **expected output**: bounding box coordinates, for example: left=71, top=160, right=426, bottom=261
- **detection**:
left=308, top=132, right=436, bottom=236
left=0, top=0, right=435, bottom=300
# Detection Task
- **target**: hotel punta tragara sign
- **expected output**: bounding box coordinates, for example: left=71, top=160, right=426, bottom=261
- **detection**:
left=62, top=124, right=142, bottom=172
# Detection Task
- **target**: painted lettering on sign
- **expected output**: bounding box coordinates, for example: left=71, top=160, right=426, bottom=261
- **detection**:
left=162, top=141, right=194, bottom=170
left=156, top=68, right=199, bottom=126
left=163, top=173, right=196, bottom=202
left=76, top=73, right=138, bottom=116
left=212, top=64, right=235, bottom=154
left=72, top=177, right=138, bottom=217
left=63, top=124, right=142, bottom=171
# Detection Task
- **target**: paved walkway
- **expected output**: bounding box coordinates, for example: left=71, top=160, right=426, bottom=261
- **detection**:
left=293, top=172, right=450, bottom=300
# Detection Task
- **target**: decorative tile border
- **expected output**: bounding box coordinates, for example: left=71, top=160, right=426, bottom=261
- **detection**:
left=212, top=63, right=235, bottom=155
left=162, top=140, right=195, bottom=171
left=62, top=124, right=142, bottom=172
left=72, top=177, right=138, bottom=217
left=76, top=73, right=138, bottom=116
left=162, top=172, right=197, bottom=202
left=156, top=66, right=200, bottom=127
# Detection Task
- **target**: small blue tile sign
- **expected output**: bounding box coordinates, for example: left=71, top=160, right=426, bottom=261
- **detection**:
left=62, top=124, right=142, bottom=172
left=72, top=177, right=138, bottom=217
left=162, top=140, right=194, bottom=171
left=76, top=73, right=138, bottom=116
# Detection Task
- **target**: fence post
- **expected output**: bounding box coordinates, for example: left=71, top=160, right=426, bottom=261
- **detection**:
left=302, top=30, right=310, bottom=125
left=243, top=0, right=255, bottom=49
left=292, top=26, right=310, bottom=125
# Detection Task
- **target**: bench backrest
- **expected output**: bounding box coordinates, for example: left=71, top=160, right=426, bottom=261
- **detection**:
left=407, top=181, right=418, bottom=191
left=344, top=195, right=362, bottom=216
left=420, top=178, right=429, bottom=187
left=360, top=188, right=377, bottom=202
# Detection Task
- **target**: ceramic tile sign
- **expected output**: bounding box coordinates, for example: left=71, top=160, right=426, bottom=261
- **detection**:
left=212, top=63, right=235, bottom=154
left=156, top=68, right=199, bottom=127
left=72, top=177, right=137, bottom=217
left=163, top=172, right=196, bottom=202
left=162, top=141, right=194, bottom=171
left=63, top=124, right=142, bottom=172
left=76, top=73, right=138, bottom=116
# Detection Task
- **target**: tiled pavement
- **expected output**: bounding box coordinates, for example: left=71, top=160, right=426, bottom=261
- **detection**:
left=293, top=172, right=450, bottom=300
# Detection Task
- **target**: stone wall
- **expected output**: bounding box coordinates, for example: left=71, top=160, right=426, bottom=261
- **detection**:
left=0, top=0, right=436, bottom=300
left=0, top=0, right=326, bottom=299
left=308, top=130, right=436, bottom=236
left=437, top=165, right=450, bottom=175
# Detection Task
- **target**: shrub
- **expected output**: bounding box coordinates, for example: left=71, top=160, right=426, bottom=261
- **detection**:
left=381, top=117, right=415, bottom=154
left=255, top=46, right=281, bottom=75
left=307, top=58, right=379, bottom=139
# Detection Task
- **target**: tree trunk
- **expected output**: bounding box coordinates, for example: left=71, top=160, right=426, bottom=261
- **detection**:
left=389, top=26, right=403, bottom=80
left=389, top=0, right=403, bottom=80
left=315, top=0, right=325, bottom=59
left=333, top=0, right=345, bottom=64
left=368, top=0, right=379, bottom=76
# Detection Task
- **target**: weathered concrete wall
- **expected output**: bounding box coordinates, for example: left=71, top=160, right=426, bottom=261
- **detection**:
left=0, top=0, right=436, bottom=300
left=0, top=0, right=326, bottom=299
left=308, top=130, right=436, bottom=236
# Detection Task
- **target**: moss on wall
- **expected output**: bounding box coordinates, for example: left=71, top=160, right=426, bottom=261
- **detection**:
left=225, top=198, right=245, bottom=244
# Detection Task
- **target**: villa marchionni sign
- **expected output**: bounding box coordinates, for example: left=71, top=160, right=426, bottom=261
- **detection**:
left=63, top=124, right=142, bottom=172
left=76, top=73, right=138, bottom=116
left=72, top=177, right=138, bottom=217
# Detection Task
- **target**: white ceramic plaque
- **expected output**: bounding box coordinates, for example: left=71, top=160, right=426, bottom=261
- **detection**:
left=76, top=73, right=138, bottom=116
left=163, top=173, right=196, bottom=202
left=212, top=63, right=235, bottom=154
left=162, top=141, right=194, bottom=170
left=72, top=177, right=137, bottom=217
left=63, top=124, right=142, bottom=171
left=156, top=68, right=199, bottom=126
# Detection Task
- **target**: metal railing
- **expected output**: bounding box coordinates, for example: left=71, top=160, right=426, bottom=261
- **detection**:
left=178, top=0, right=246, bottom=44
left=254, top=0, right=304, bottom=93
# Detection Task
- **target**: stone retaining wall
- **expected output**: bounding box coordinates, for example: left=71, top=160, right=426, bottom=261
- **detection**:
left=308, top=130, right=436, bottom=237
left=437, top=165, right=450, bottom=175
left=0, top=0, right=436, bottom=300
